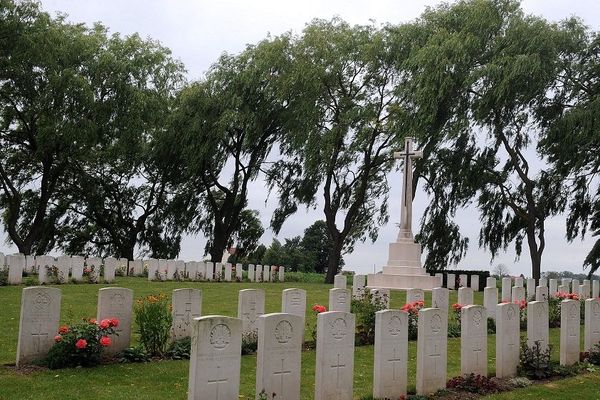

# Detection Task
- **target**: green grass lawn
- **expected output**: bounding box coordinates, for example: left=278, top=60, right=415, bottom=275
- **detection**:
left=0, top=278, right=596, bottom=399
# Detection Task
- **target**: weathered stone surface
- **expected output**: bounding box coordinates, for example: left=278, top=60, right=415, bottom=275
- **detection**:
left=248, top=264, right=255, bottom=282
left=187, top=316, right=242, bottom=400
left=511, top=286, right=525, bottom=302
left=416, top=308, right=448, bottom=395
left=7, top=254, right=25, bottom=285
left=431, top=287, right=449, bottom=314
left=539, top=278, right=547, bottom=287
left=536, top=286, right=549, bottom=302
left=496, top=302, right=520, bottom=378
left=471, top=275, right=480, bottom=292
left=352, top=275, right=366, bottom=298
left=104, top=257, right=117, bottom=283
left=314, top=311, right=355, bottom=400
left=256, top=313, right=303, bottom=400
left=461, top=305, right=487, bottom=377
left=16, top=287, right=61, bottom=367
left=70, top=256, right=85, bottom=282
left=560, top=299, right=580, bottom=366
left=514, top=277, right=524, bottom=287
left=328, top=288, right=351, bottom=313
left=97, top=287, right=133, bottom=354
left=373, top=310, right=408, bottom=399
left=406, top=288, right=424, bottom=304
left=486, top=277, right=496, bottom=288
left=224, top=263, right=232, bottom=282
left=526, top=278, right=535, bottom=300
left=527, top=301, right=549, bottom=352
left=237, top=289, right=265, bottom=335
left=549, top=279, right=558, bottom=298
left=501, top=277, right=512, bottom=302
left=146, top=258, right=159, bottom=281
left=585, top=298, right=600, bottom=351
left=447, top=273, right=455, bottom=290
left=370, top=288, right=391, bottom=308
left=282, top=288, right=306, bottom=329
left=483, top=287, right=498, bottom=320
left=334, top=274, right=347, bottom=289
left=171, top=288, right=202, bottom=340
left=457, top=287, right=473, bottom=305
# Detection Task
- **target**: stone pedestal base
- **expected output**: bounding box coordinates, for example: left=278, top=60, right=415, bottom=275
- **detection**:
left=367, top=272, right=441, bottom=290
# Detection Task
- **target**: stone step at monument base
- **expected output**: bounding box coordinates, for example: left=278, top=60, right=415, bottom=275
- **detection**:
left=367, top=272, right=442, bottom=290
left=382, top=266, right=428, bottom=276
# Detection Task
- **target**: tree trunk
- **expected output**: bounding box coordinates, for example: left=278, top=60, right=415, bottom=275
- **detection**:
left=526, top=225, right=542, bottom=280
left=210, top=227, right=229, bottom=264
left=325, top=240, right=344, bottom=284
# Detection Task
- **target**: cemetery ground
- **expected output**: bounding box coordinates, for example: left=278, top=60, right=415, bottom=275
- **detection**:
left=0, top=278, right=599, bottom=400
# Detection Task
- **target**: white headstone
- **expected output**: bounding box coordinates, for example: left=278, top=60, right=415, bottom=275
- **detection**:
left=549, top=279, right=558, bottom=298
left=248, top=264, right=255, bottom=282
left=352, top=275, right=366, bottom=298
left=539, top=277, right=547, bottom=287
left=7, top=254, right=25, bottom=285
left=187, top=316, right=242, bottom=400
left=527, top=301, right=549, bottom=352
left=459, top=274, right=468, bottom=288
left=334, top=274, right=347, bottom=289
left=328, top=288, right=351, bottom=313
left=214, top=262, right=222, bottom=281
left=186, top=261, right=198, bottom=280
left=470, top=275, right=480, bottom=292
left=70, top=256, right=85, bottom=282
left=282, top=288, right=307, bottom=328
left=270, top=265, right=277, bottom=282
left=558, top=284, right=569, bottom=294
left=263, top=265, right=270, bottom=282
left=25, top=255, right=35, bottom=273
left=373, top=310, right=408, bottom=399
left=526, top=278, right=535, bottom=300
left=536, top=286, right=549, bottom=302
left=96, top=287, right=133, bottom=354
left=495, top=302, right=520, bottom=378
left=406, top=288, right=424, bottom=304
left=256, top=313, right=303, bottom=399
left=501, top=277, right=512, bottom=302
left=486, top=277, right=496, bottom=288
left=314, top=311, right=355, bottom=400
left=431, top=287, right=449, bottom=314
left=461, top=305, right=487, bottom=376
left=56, top=255, right=71, bottom=283
left=560, top=299, right=580, bottom=366
left=146, top=258, right=159, bottom=281
left=580, top=284, right=591, bottom=300
left=416, top=308, right=448, bottom=395
left=165, top=260, right=176, bottom=280
left=104, top=257, right=117, bottom=283
left=35, top=255, right=55, bottom=284
left=447, top=273, right=455, bottom=290
left=571, top=279, right=580, bottom=294
left=131, top=259, right=144, bottom=276
left=483, top=287, right=498, bottom=320
left=0, top=252, right=5, bottom=267
left=117, top=258, right=129, bottom=276
left=511, top=286, right=525, bottom=302
left=514, top=277, right=524, bottom=287
left=277, top=266, right=284, bottom=282
left=256, top=264, right=263, bottom=282
left=238, top=289, right=265, bottom=335
left=171, top=288, right=202, bottom=340
left=457, top=287, right=473, bottom=305
left=593, top=280, right=599, bottom=298
left=16, top=287, right=61, bottom=367
left=224, top=263, right=232, bottom=282
left=206, top=262, right=214, bottom=281
left=236, top=263, right=243, bottom=281
left=585, top=298, right=600, bottom=352
left=561, top=278, right=572, bottom=287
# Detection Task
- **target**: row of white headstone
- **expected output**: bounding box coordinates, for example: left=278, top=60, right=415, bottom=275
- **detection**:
left=0, top=252, right=284, bottom=284
left=188, top=289, right=600, bottom=399
left=494, top=276, right=599, bottom=302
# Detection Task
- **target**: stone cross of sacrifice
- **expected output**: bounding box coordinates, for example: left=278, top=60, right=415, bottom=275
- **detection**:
left=393, top=137, right=423, bottom=240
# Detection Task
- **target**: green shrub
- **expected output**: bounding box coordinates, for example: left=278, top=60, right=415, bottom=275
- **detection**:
left=508, top=376, right=532, bottom=388
left=119, top=346, right=150, bottom=363
left=241, top=331, right=258, bottom=355
left=447, top=322, right=461, bottom=338
left=134, top=293, right=172, bottom=357
left=583, top=343, right=600, bottom=365
left=45, top=318, right=118, bottom=369
left=518, top=340, right=553, bottom=379
left=401, top=300, right=425, bottom=341
left=447, top=373, right=499, bottom=394
left=352, top=290, right=388, bottom=345
left=487, top=317, right=496, bottom=334
left=167, top=337, right=191, bottom=360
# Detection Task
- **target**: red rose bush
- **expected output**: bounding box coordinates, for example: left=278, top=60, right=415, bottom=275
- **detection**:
left=46, top=317, right=119, bottom=369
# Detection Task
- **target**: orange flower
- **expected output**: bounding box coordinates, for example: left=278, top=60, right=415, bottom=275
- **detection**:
left=58, top=325, right=69, bottom=334
left=75, top=339, right=87, bottom=349
left=452, top=303, right=463, bottom=311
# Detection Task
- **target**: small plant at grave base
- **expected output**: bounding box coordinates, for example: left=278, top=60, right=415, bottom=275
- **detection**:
left=310, top=304, right=327, bottom=344
left=583, top=343, right=600, bottom=365
left=241, top=331, right=258, bottom=355
left=134, top=293, right=172, bottom=357
left=518, top=340, right=554, bottom=379
left=487, top=317, right=496, bottom=334
left=118, top=345, right=150, bottom=363
left=446, top=373, right=499, bottom=395
left=82, top=266, right=98, bottom=284
left=46, top=265, right=65, bottom=284
left=508, top=376, right=532, bottom=388
left=115, top=266, right=126, bottom=277
left=0, top=267, right=8, bottom=286
left=45, top=318, right=118, bottom=369
left=167, top=337, right=191, bottom=360
left=352, top=290, right=388, bottom=345
left=256, top=390, right=269, bottom=400
left=173, top=268, right=182, bottom=282
left=401, top=300, right=425, bottom=341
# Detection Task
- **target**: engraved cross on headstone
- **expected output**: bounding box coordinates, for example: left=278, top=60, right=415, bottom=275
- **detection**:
left=31, top=324, right=48, bottom=353
left=331, top=354, right=346, bottom=388
left=273, top=358, right=292, bottom=395
left=429, top=342, right=442, bottom=377
left=388, top=347, right=403, bottom=380
left=393, top=137, right=423, bottom=240
left=208, top=364, right=228, bottom=399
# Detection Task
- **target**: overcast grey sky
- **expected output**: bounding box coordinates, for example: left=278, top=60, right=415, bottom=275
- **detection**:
left=2, top=0, right=599, bottom=277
